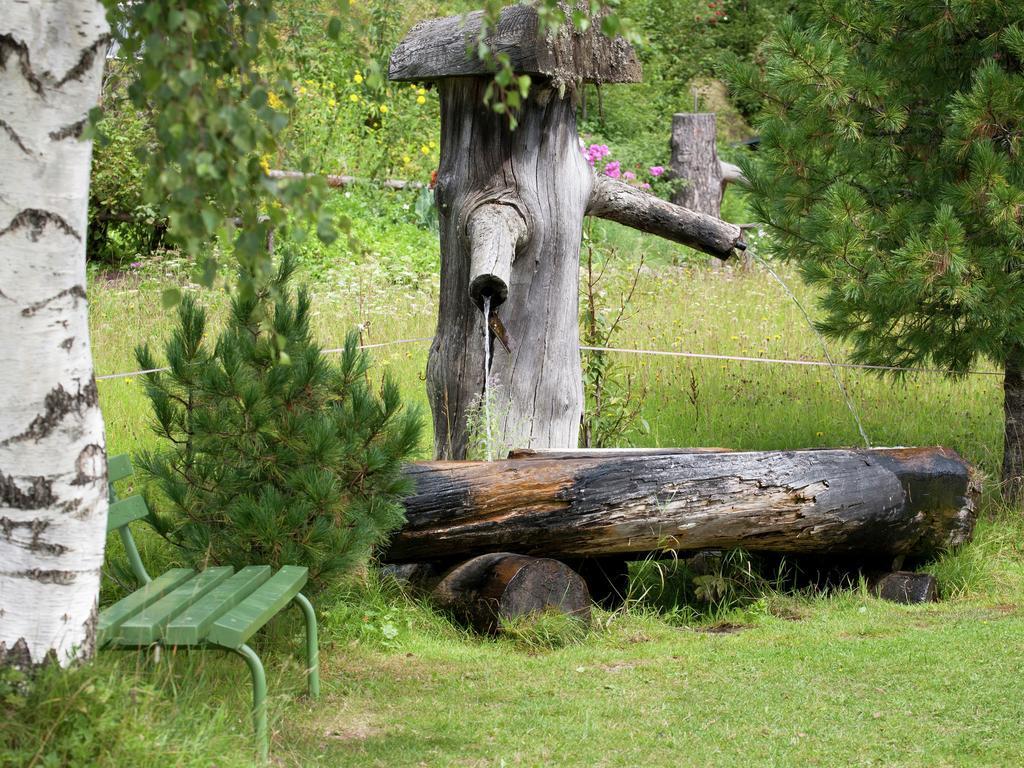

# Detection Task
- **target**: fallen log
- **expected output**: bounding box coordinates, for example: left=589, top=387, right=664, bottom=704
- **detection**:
left=387, top=447, right=978, bottom=563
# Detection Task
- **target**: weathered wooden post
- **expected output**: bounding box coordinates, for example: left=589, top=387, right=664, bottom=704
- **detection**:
left=670, top=113, right=723, bottom=216
left=390, top=5, right=746, bottom=460
left=669, top=112, right=749, bottom=267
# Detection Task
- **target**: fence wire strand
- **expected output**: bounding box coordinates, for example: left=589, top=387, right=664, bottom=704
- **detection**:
left=95, top=337, right=1003, bottom=381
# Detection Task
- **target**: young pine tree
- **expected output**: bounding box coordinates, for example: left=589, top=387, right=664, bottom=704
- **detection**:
left=135, top=258, right=422, bottom=592
left=727, top=3, right=1024, bottom=497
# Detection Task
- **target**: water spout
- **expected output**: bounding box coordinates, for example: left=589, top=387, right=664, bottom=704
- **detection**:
left=482, top=293, right=493, bottom=461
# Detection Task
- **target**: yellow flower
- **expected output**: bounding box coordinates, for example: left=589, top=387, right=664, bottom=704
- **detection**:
left=349, top=93, right=359, bottom=103
left=416, top=95, right=426, bottom=105
left=298, top=86, right=307, bottom=95
left=353, top=72, right=363, bottom=84
left=328, top=98, right=337, bottom=107
left=402, top=155, right=411, bottom=163
left=259, top=155, right=271, bottom=174
left=421, top=145, right=430, bottom=154
left=267, top=91, right=284, bottom=110
left=428, top=140, right=436, bottom=148
left=125, top=377, right=134, bottom=384
left=379, top=104, right=389, bottom=113
left=418, top=87, right=426, bottom=96
left=815, top=431, right=824, bottom=437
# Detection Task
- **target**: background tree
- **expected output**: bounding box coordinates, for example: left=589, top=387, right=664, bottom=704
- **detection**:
left=0, top=1, right=110, bottom=668
left=727, top=2, right=1024, bottom=496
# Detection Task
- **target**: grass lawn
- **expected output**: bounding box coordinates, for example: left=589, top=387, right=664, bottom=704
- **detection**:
left=7, top=236, right=1020, bottom=767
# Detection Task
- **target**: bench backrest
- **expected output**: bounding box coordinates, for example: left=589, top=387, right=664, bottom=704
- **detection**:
left=107, top=454, right=153, bottom=585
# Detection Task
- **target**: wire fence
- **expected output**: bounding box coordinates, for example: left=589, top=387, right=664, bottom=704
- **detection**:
left=94, top=337, right=1004, bottom=381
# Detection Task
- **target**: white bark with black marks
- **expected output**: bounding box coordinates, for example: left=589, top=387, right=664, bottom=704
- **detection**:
left=0, top=1, right=109, bottom=668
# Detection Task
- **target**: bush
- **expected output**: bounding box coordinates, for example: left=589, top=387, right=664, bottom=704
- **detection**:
left=135, top=257, right=422, bottom=593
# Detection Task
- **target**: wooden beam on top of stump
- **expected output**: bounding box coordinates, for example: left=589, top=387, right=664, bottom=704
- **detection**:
left=388, top=5, right=746, bottom=460
left=389, top=4, right=642, bottom=85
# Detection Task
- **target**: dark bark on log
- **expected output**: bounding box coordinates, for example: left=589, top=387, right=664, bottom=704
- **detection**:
left=388, top=5, right=641, bottom=85
left=426, top=77, right=591, bottom=459
left=587, top=175, right=745, bottom=260
left=670, top=113, right=722, bottom=217
left=388, top=447, right=978, bottom=563
left=428, top=552, right=591, bottom=633
left=508, top=447, right=731, bottom=459
left=871, top=571, right=938, bottom=604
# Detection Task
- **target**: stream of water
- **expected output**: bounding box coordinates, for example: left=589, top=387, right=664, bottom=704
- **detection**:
left=756, top=256, right=872, bottom=449
left=482, top=294, right=493, bottom=461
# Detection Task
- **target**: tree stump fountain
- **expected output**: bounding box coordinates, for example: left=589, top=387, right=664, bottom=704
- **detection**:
left=382, top=5, right=978, bottom=630
left=389, top=4, right=745, bottom=461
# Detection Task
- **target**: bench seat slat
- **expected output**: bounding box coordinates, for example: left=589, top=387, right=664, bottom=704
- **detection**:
left=106, top=495, right=149, bottom=532
left=112, top=567, right=236, bottom=646
left=98, top=568, right=195, bottom=647
left=107, top=454, right=134, bottom=485
left=207, top=566, right=308, bottom=649
left=165, top=566, right=274, bottom=646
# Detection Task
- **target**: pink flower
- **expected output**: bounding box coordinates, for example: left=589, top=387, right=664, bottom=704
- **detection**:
left=649, top=166, right=665, bottom=177
left=604, top=160, right=621, bottom=179
left=641, top=183, right=651, bottom=189
left=624, top=171, right=636, bottom=180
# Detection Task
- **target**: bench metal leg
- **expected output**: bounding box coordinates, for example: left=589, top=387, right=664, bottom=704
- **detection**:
left=237, top=644, right=268, bottom=763
left=293, top=592, right=320, bottom=699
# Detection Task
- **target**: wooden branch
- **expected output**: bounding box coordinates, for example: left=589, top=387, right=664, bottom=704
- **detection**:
left=719, top=160, right=748, bottom=187
left=586, top=175, right=746, bottom=260
left=388, top=4, right=641, bottom=84
left=388, top=447, right=978, bottom=563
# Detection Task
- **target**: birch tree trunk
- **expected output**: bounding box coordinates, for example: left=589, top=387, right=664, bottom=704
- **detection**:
left=0, top=1, right=110, bottom=668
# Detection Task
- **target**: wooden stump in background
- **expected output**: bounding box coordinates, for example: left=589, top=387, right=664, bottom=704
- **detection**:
left=670, top=113, right=722, bottom=218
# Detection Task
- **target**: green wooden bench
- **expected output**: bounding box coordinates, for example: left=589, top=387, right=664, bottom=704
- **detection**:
left=100, top=454, right=320, bottom=762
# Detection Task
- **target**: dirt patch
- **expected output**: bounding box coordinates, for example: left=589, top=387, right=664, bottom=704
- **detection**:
left=301, top=701, right=386, bottom=745
left=323, top=719, right=383, bottom=742
left=696, top=622, right=749, bottom=635
left=597, top=660, right=648, bottom=674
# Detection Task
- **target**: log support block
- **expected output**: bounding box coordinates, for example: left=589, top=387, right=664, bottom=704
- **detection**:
left=872, top=571, right=938, bottom=604
left=430, top=552, right=591, bottom=634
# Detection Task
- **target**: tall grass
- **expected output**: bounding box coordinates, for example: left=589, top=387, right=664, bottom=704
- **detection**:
left=92, top=235, right=1003, bottom=478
